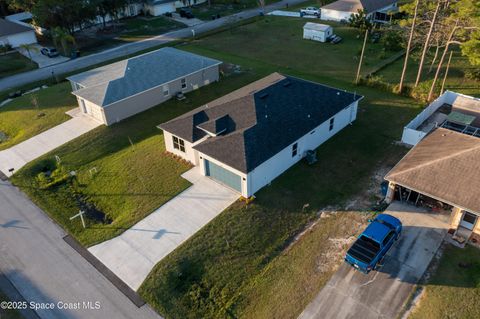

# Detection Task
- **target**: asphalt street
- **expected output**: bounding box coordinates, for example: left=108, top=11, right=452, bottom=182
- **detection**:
left=0, top=180, right=162, bottom=319
left=0, top=0, right=305, bottom=92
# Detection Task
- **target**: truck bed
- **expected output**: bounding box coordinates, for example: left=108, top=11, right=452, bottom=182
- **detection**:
left=347, top=236, right=380, bottom=264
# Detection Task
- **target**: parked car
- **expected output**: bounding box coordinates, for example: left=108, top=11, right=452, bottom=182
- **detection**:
left=179, top=8, right=194, bottom=19
left=344, top=214, right=402, bottom=274
left=40, top=47, right=59, bottom=58
left=300, top=7, right=320, bottom=17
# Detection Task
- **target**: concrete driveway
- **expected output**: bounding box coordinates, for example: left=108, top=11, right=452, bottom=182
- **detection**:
left=299, top=202, right=449, bottom=319
left=0, top=111, right=101, bottom=176
left=89, top=167, right=239, bottom=290
left=17, top=44, right=70, bottom=68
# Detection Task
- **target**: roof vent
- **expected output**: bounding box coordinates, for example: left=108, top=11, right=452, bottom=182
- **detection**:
left=336, top=92, right=340, bottom=95
left=259, top=92, right=269, bottom=99
left=283, top=81, right=291, bottom=87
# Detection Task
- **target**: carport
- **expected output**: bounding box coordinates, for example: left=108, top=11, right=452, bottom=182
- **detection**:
left=385, top=128, right=480, bottom=243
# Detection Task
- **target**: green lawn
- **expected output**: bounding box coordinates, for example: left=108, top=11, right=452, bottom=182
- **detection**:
left=188, top=16, right=400, bottom=83
left=410, top=245, right=480, bottom=319
left=11, top=71, right=261, bottom=246
left=138, top=17, right=420, bottom=319
left=0, top=82, right=76, bottom=151
left=119, top=16, right=186, bottom=41
left=376, top=48, right=480, bottom=97
left=0, top=52, right=37, bottom=79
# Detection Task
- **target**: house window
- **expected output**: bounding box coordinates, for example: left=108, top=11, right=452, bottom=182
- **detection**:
left=163, top=85, right=169, bottom=96
left=329, top=117, right=335, bottom=131
left=181, top=78, right=187, bottom=90
left=173, top=136, right=185, bottom=152
left=292, top=143, right=298, bottom=157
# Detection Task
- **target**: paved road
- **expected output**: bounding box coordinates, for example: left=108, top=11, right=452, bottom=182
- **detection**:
left=89, top=167, right=238, bottom=290
left=0, top=110, right=101, bottom=177
left=299, top=202, right=449, bottom=319
left=0, top=0, right=304, bottom=92
left=0, top=180, right=162, bottom=319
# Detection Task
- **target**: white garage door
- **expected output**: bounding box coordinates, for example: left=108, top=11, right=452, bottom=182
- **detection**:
left=80, top=99, right=104, bottom=123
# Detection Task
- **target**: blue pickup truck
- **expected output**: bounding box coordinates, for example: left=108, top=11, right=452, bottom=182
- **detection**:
left=345, top=214, right=402, bottom=274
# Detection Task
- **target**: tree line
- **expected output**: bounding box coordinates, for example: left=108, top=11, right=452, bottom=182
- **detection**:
left=2, top=0, right=135, bottom=34
left=398, top=0, right=479, bottom=100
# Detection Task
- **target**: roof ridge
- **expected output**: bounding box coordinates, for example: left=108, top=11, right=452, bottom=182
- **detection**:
left=388, top=132, right=480, bottom=179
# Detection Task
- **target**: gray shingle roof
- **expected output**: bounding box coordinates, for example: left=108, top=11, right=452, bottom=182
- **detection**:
left=159, top=73, right=363, bottom=173
left=68, top=47, right=221, bottom=107
left=0, top=18, right=33, bottom=37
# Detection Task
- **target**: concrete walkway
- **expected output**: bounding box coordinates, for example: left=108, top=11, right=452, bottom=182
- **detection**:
left=0, top=112, right=101, bottom=176
left=89, top=167, right=239, bottom=290
left=0, top=0, right=306, bottom=92
left=299, top=202, right=449, bottom=319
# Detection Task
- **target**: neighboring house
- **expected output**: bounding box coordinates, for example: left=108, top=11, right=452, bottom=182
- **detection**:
left=144, top=0, right=208, bottom=16
left=401, top=91, right=480, bottom=146
left=303, top=22, right=333, bottom=43
left=159, top=73, right=363, bottom=197
left=320, top=0, right=397, bottom=22
left=144, top=0, right=176, bottom=16
left=385, top=128, right=480, bottom=237
left=0, top=18, right=37, bottom=48
left=386, top=91, right=480, bottom=241
left=67, top=47, right=221, bottom=125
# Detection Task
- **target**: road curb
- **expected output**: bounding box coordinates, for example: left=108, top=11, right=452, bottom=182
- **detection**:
left=63, top=235, right=145, bottom=308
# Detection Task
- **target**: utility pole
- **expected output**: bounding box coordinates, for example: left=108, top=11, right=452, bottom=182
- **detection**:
left=355, top=29, right=369, bottom=84
left=70, top=210, right=86, bottom=229
left=440, top=50, right=453, bottom=94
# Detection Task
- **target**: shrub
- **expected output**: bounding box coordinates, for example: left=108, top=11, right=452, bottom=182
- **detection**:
left=465, top=69, right=480, bottom=81
left=381, top=30, right=403, bottom=52
left=35, top=162, right=71, bottom=189
left=410, top=80, right=437, bottom=102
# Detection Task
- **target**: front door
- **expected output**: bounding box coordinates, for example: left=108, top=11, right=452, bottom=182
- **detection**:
left=460, top=211, right=477, bottom=230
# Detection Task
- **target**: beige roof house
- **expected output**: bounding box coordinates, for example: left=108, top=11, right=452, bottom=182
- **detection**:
left=385, top=128, right=480, bottom=214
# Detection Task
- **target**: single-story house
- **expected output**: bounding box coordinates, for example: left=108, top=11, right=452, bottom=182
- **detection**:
left=385, top=128, right=480, bottom=237
left=144, top=0, right=207, bottom=16
left=159, top=73, right=363, bottom=197
left=320, top=0, right=397, bottom=22
left=303, top=22, right=333, bottom=43
left=67, top=47, right=221, bottom=125
left=0, top=18, right=37, bottom=48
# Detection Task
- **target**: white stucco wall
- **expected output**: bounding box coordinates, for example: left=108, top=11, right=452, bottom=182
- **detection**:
left=320, top=9, right=352, bottom=22
left=2, top=30, right=37, bottom=48
left=246, top=101, right=358, bottom=197
left=163, top=131, right=202, bottom=165
left=77, top=98, right=107, bottom=124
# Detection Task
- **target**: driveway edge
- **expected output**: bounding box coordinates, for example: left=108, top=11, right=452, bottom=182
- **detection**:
left=63, top=235, right=145, bottom=308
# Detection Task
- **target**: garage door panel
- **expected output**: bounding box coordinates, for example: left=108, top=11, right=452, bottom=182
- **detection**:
left=205, top=160, right=241, bottom=192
